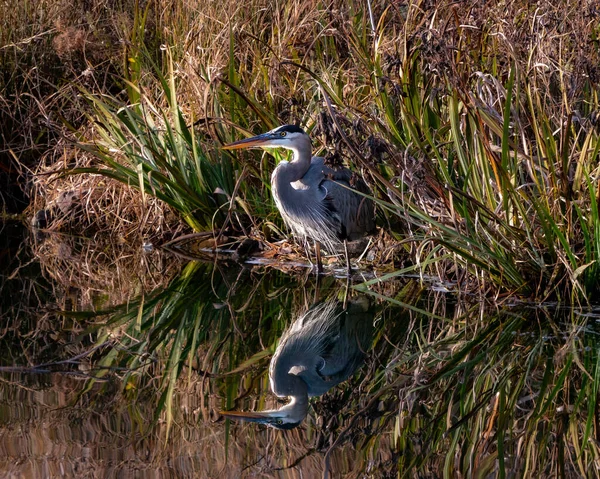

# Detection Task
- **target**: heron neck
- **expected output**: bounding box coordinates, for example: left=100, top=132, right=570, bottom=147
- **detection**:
left=276, top=141, right=312, bottom=183
left=272, top=363, right=308, bottom=393
left=274, top=373, right=309, bottom=422
left=283, top=391, right=309, bottom=421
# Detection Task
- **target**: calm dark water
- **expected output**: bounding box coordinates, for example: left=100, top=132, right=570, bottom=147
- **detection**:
left=1, top=225, right=599, bottom=478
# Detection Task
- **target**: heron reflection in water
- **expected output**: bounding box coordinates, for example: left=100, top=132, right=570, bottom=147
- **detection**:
left=220, top=298, right=373, bottom=429
left=222, top=125, right=376, bottom=274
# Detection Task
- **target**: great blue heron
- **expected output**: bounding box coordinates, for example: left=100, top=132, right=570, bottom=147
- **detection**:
left=220, top=298, right=373, bottom=429
left=222, top=125, right=375, bottom=274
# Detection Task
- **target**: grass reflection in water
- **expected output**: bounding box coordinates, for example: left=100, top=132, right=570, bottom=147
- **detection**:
left=1, top=261, right=599, bottom=477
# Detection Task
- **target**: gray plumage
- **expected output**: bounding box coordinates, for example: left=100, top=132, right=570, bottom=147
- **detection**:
left=223, top=125, right=375, bottom=261
left=269, top=300, right=371, bottom=398
left=220, top=298, right=374, bottom=429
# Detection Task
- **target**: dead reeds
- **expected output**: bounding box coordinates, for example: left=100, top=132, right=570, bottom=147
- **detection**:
left=4, top=0, right=600, bottom=297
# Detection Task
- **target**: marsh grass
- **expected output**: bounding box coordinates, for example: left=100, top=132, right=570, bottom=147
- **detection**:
left=6, top=4, right=600, bottom=475
left=83, top=267, right=600, bottom=477
left=0, top=0, right=139, bottom=211
left=4, top=242, right=600, bottom=477
left=19, top=0, right=594, bottom=300
left=82, top=261, right=305, bottom=436
left=303, top=1, right=600, bottom=301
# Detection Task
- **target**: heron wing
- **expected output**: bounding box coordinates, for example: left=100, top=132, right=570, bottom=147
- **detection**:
left=275, top=300, right=373, bottom=398
left=314, top=317, right=362, bottom=381
left=274, top=157, right=344, bottom=250
left=309, top=158, right=376, bottom=241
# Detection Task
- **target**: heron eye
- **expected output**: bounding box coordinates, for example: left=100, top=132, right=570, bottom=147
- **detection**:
left=280, top=131, right=286, bottom=137
left=277, top=419, right=283, bottom=425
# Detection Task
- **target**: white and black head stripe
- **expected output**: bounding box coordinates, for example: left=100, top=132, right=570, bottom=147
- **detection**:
left=272, top=124, right=306, bottom=135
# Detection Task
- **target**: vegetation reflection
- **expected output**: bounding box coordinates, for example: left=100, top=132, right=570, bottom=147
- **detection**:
left=3, top=255, right=600, bottom=476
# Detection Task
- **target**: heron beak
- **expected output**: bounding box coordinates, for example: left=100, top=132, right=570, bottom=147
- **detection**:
left=219, top=409, right=276, bottom=424
left=221, top=133, right=273, bottom=150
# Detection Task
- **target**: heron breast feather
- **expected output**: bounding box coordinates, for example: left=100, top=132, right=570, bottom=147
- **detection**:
left=290, top=179, right=310, bottom=191
left=288, top=365, right=307, bottom=375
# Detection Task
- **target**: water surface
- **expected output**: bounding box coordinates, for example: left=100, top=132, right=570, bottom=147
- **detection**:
left=1, top=227, right=599, bottom=477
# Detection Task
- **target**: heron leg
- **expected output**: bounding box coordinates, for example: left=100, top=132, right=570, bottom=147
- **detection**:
left=342, top=275, right=350, bottom=310
left=343, top=239, right=351, bottom=277
left=315, top=241, right=323, bottom=275
left=304, top=242, right=314, bottom=269
left=313, top=273, right=321, bottom=303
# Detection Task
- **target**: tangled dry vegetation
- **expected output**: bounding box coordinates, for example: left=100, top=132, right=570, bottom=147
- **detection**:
left=5, top=4, right=600, bottom=477
left=3, top=0, right=600, bottom=300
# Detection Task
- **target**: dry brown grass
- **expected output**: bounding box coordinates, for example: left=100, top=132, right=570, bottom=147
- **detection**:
left=31, top=138, right=183, bottom=240
left=5, top=0, right=599, bottom=202
left=2, top=0, right=600, bottom=298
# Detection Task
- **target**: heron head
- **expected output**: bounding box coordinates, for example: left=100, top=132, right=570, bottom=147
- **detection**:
left=220, top=408, right=303, bottom=430
left=222, top=125, right=309, bottom=151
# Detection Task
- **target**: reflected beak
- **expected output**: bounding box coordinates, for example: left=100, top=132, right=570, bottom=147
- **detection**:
left=220, top=407, right=303, bottom=429
left=219, top=409, right=275, bottom=423
left=221, top=133, right=274, bottom=150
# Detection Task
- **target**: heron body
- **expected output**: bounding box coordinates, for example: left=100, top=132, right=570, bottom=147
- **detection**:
left=222, top=125, right=375, bottom=271
left=220, top=299, right=373, bottom=429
